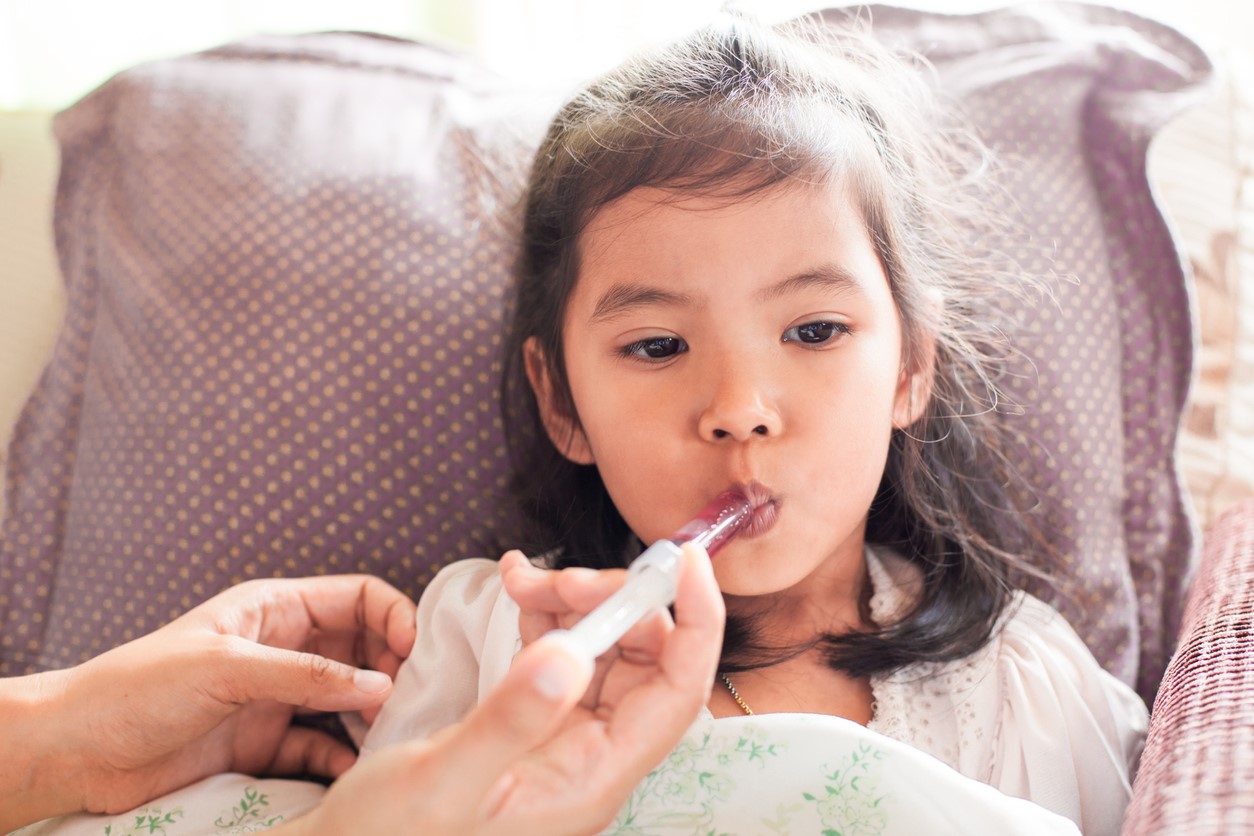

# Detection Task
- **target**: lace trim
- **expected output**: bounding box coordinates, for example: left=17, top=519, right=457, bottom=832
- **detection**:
left=864, top=546, right=926, bottom=748
left=864, top=546, right=1000, bottom=774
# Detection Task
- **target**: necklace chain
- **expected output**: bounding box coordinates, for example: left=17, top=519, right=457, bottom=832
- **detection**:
left=720, top=672, right=754, bottom=716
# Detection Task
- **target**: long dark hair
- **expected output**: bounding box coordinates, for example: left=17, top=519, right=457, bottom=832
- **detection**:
left=499, top=13, right=1057, bottom=678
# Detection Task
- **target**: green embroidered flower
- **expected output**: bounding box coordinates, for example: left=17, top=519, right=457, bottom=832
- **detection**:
left=800, top=742, right=889, bottom=835
left=609, top=724, right=786, bottom=833
left=214, top=785, right=284, bottom=834
left=102, top=807, right=184, bottom=836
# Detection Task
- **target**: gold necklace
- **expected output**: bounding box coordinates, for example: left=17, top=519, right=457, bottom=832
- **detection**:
left=720, top=672, right=754, bottom=716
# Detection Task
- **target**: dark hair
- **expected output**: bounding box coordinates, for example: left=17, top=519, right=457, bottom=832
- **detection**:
left=499, top=12, right=1056, bottom=678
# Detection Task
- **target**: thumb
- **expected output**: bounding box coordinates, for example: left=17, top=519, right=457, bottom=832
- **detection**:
left=431, top=635, right=593, bottom=808
left=219, top=639, right=395, bottom=712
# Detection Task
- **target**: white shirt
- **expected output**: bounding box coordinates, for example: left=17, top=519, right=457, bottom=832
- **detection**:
left=363, top=548, right=1148, bottom=835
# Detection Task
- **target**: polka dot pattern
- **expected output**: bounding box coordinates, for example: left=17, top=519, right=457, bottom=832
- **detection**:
left=0, top=33, right=548, bottom=672
left=0, top=10, right=1212, bottom=703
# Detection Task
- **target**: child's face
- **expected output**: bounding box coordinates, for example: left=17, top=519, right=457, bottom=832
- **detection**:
left=530, top=180, right=929, bottom=598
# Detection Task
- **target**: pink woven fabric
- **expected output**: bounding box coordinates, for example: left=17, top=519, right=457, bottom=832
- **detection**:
left=1123, top=497, right=1254, bottom=834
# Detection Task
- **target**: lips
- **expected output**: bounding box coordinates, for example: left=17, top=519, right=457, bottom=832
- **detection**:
left=731, top=480, right=779, bottom=540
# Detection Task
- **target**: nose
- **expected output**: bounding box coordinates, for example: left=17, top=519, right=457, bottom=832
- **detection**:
left=697, top=363, right=782, bottom=443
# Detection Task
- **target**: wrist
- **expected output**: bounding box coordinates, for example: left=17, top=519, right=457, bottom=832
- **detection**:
left=0, top=668, right=88, bottom=830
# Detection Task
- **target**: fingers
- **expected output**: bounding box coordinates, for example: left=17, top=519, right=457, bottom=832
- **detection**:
left=501, top=552, right=560, bottom=644
left=427, top=635, right=594, bottom=811
left=304, top=628, right=404, bottom=685
left=662, top=543, right=725, bottom=683
left=192, top=576, right=416, bottom=712
left=211, top=575, right=417, bottom=662
left=265, top=726, right=360, bottom=779
left=600, top=545, right=724, bottom=778
left=500, top=551, right=571, bottom=612
left=212, top=637, right=396, bottom=713
left=503, top=552, right=632, bottom=647
left=288, top=575, right=418, bottom=662
left=502, top=552, right=628, bottom=614
left=281, top=639, right=591, bottom=836
left=609, top=608, right=673, bottom=662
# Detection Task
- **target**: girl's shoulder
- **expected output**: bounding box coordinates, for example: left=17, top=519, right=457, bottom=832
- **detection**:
left=867, top=547, right=1141, bottom=705
left=985, top=588, right=1149, bottom=745
left=420, top=550, right=563, bottom=599
left=994, top=590, right=1109, bottom=669
left=870, top=548, right=1147, bottom=738
left=980, top=589, right=1148, bottom=835
left=867, top=547, right=1147, bottom=835
left=427, top=554, right=500, bottom=581
left=422, top=556, right=503, bottom=602
left=362, top=557, right=519, bottom=753
left=416, top=556, right=519, bottom=656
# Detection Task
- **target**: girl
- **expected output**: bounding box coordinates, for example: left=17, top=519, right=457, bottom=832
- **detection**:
left=364, top=13, right=1146, bottom=835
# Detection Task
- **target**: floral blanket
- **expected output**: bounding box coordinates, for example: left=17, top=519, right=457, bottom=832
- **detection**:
left=18, top=715, right=1078, bottom=835
left=13, top=775, right=323, bottom=836
left=608, top=714, right=1078, bottom=835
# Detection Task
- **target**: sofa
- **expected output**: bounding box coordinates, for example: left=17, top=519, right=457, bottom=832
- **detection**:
left=1, top=3, right=1252, bottom=832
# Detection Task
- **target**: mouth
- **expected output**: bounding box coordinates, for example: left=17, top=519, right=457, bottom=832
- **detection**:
left=731, top=480, right=779, bottom=540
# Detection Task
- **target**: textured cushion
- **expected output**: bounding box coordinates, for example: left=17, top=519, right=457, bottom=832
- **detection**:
left=0, top=4, right=1210, bottom=702
left=1122, top=497, right=1254, bottom=833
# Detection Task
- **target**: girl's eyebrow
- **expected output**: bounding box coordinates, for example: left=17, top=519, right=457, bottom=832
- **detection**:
left=588, top=265, right=862, bottom=324
left=756, top=265, right=865, bottom=303
left=589, top=283, right=694, bottom=324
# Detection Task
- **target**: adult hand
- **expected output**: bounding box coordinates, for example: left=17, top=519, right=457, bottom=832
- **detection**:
left=501, top=548, right=682, bottom=718
left=502, top=549, right=632, bottom=643
left=4, top=575, right=415, bottom=829
left=282, top=544, right=724, bottom=835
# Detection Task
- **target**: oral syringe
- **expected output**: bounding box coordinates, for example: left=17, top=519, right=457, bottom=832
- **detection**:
left=545, top=490, right=751, bottom=664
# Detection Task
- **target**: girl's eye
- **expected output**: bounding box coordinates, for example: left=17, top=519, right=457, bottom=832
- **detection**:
left=620, top=336, right=688, bottom=361
left=782, top=320, right=851, bottom=346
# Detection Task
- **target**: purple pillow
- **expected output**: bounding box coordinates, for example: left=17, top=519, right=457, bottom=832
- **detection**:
left=0, top=6, right=1211, bottom=702
left=838, top=3, right=1210, bottom=699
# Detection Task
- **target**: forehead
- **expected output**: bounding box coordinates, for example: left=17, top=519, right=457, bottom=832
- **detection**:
left=572, top=180, right=886, bottom=304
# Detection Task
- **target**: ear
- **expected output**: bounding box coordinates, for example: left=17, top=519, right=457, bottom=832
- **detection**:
left=523, top=337, right=596, bottom=465
left=892, top=353, right=935, bottom=429
left=892, top=298, right=939, bottom=430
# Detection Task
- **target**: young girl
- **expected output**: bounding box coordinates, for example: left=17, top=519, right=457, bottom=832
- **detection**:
left=364, top=13, right=1146, bottom=835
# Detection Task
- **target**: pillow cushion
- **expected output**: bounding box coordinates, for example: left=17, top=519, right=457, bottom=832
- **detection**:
left=0, top=33, right=551, bottom=672
left=0, top=4, right=1211, bottom=702
left=1123, top=496, right=1254, bottom=832
left=836, top=3, right=1211, bottom=699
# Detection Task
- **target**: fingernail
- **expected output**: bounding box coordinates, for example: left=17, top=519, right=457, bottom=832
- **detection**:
left=532, top=657, right=578, bottom=700
left=532, top=635, right=592, bottom=700
left=354, top=669, right=392, bottom=693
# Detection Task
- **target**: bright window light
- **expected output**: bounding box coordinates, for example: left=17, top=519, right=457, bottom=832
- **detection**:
left=0, top=0, right=1245, bottom=111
